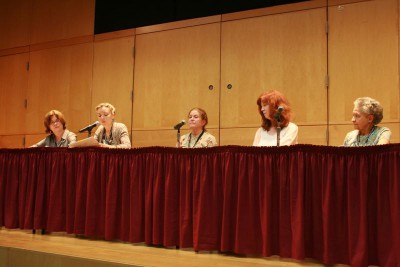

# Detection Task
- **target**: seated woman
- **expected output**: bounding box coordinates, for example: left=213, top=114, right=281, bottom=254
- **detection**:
left=179, top=108, right=217, bottom=148
left=343, top=97, right=391, bottom=146
left=32, top=110, right=76, bottom=147
left=253, top=90, right=298, bottom=146
left=94, top=103, right=131, bottom=148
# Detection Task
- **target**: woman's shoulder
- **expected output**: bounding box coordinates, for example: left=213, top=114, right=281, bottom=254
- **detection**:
left=255, top=127, right=264, bottom=133
left=63, top=129, right=77, bottom=139
left=344, top=129, right=358, bottom=139
left=64, top=129, right=76, bottom=135
left=201, top=131, right=217, bottom=147
left=204, top=131, right=216, bottom=138
left=376, top=126, right=391, bottom=133
left=94, top=125, right=104, bottom=135
left=113, top=122, right=128, bottom=130
left=287, top=122, right=298, bottom=129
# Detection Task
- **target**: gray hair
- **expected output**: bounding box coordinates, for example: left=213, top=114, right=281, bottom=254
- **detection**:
left=354, top=97, right=383, bottom=125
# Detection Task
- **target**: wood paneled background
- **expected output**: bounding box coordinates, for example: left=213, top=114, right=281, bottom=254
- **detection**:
left=0, top=0, right=399, bottom=148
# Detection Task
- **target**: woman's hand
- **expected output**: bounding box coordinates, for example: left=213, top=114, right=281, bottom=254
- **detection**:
left=99, top=143, right=115, bottom=148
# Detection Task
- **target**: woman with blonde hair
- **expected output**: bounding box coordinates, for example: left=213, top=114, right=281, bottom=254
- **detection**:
left=94, top=103, right=131, bottom=148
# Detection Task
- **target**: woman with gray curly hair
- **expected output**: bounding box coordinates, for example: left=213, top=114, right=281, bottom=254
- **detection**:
left=343, top=97, right=391, bottom=146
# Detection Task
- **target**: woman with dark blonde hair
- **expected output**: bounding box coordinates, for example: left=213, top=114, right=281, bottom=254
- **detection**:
left=94, top=102, right=131, bottom=148
left=253, top=90, right=298, bottom=146
left=179, top=107, right=217, bottom=148
left=32, top=110, right=76, bottom=147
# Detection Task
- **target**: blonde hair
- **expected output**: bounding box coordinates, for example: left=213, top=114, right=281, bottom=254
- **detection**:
left=96, top=103, right=116, bottom=115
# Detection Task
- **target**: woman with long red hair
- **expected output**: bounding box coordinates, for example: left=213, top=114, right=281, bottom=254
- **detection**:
left=253, top=90, right=298, bottom=146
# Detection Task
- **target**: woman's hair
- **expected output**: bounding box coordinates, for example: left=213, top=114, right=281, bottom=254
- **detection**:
left=188, top=107, right=208, bottom=130
left=44, top=110, right=66, bottom=134
left=257, top=90, right=292, bottom=131
left=354, top=97, right=383, bottom=125
left=96, top=102, right=116, bottom=115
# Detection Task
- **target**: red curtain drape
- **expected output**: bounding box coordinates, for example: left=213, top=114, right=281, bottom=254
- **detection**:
left=1, top=145, right=399, bottom=267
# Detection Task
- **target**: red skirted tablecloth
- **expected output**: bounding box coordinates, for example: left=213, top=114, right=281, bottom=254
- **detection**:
left=1, top=145, right=399, bottom=267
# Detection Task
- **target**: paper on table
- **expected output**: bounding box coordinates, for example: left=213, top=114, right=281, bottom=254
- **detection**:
left=69, top=137, right=100, bottom=148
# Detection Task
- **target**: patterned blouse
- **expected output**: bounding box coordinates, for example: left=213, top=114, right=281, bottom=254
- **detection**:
left=343, top=126, right=391, bottom=147
left=179, top=131, right=217, bottom=148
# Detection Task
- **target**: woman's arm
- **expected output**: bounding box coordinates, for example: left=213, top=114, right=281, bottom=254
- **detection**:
left=280, top=123, right=298, bottom=146
left=252, top=128, right=261, bottom=146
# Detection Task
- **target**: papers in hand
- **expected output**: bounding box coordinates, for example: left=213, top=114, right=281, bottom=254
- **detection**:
left=69, top=137, right=100, bottom=148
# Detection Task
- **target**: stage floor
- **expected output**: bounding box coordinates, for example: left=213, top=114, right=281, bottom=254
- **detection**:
left=0, top=228, right=337, bottom=267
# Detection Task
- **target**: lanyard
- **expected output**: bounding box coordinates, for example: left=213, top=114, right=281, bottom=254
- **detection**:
left=189, top=130, right=205, bottom=148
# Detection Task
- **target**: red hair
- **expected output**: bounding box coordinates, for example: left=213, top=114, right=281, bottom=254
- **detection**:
left=257, top=90, right=292, bottom=131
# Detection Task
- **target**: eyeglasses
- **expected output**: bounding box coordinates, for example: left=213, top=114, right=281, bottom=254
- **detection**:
left=50, top=119, right=60, bottom=125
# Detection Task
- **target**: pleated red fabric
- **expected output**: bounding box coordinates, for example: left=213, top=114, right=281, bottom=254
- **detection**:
left=1, top=145, right=399, bottom=267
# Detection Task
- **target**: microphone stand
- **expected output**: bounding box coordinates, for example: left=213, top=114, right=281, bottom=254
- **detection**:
left=173, top=121, right=185, bottom=147
left=176, top=128, right=181, bottom=148
left=274, top=113, right=282, bottom=147
left=80, top=125, right=97, bottom=138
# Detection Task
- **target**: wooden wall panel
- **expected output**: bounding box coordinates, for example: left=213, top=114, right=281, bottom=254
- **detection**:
left=220, top=128, right=257, bottom=146
left=133, top=23, right=220, bottom=135
left=0, top=53, right=29, bottom=135
left=328, top=0, right=399, bottom=125
left=0, top=0, right=32, bottom=50
left=30, top=0, right=95, bottom=44
left=297, top=125, right=328, bottom=145
left=92, top=37, right=134, bottom=130
left=0, top=135, right=24, bottom=148
left=26, top=43, right=93, bottom=135
left=220, top=7, right=327, bottom=129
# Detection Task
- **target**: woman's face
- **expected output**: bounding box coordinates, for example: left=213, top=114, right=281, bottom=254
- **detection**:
left=97, top=106, right=115, bottom=127
left=49, top=115, right=63, bottom=134
left=188, top=110, right=206, bottom=131
left=352, top=106, right=373, bottom=133
left=261, top=103, right=271, bottom=120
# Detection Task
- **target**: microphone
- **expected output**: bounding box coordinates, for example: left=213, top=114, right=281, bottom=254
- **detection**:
left=173, top=120, right=186, bottom=130
left=79, top=121, right=100, bottom=133
left=274, top=106, right=284, bottom=122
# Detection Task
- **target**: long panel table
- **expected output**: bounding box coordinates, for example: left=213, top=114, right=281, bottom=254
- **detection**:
left=0, top=145, right=399, bottom=267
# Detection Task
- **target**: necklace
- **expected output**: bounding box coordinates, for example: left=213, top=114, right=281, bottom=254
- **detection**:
left=188, top=130, right=205, bottom=148
left=102, top=125, right=113, bottom=145
left=356, top=126, right=376, bottom=146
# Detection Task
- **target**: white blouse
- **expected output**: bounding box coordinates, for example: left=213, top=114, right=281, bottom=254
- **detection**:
left=253, top=122, right=298, bottom=146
